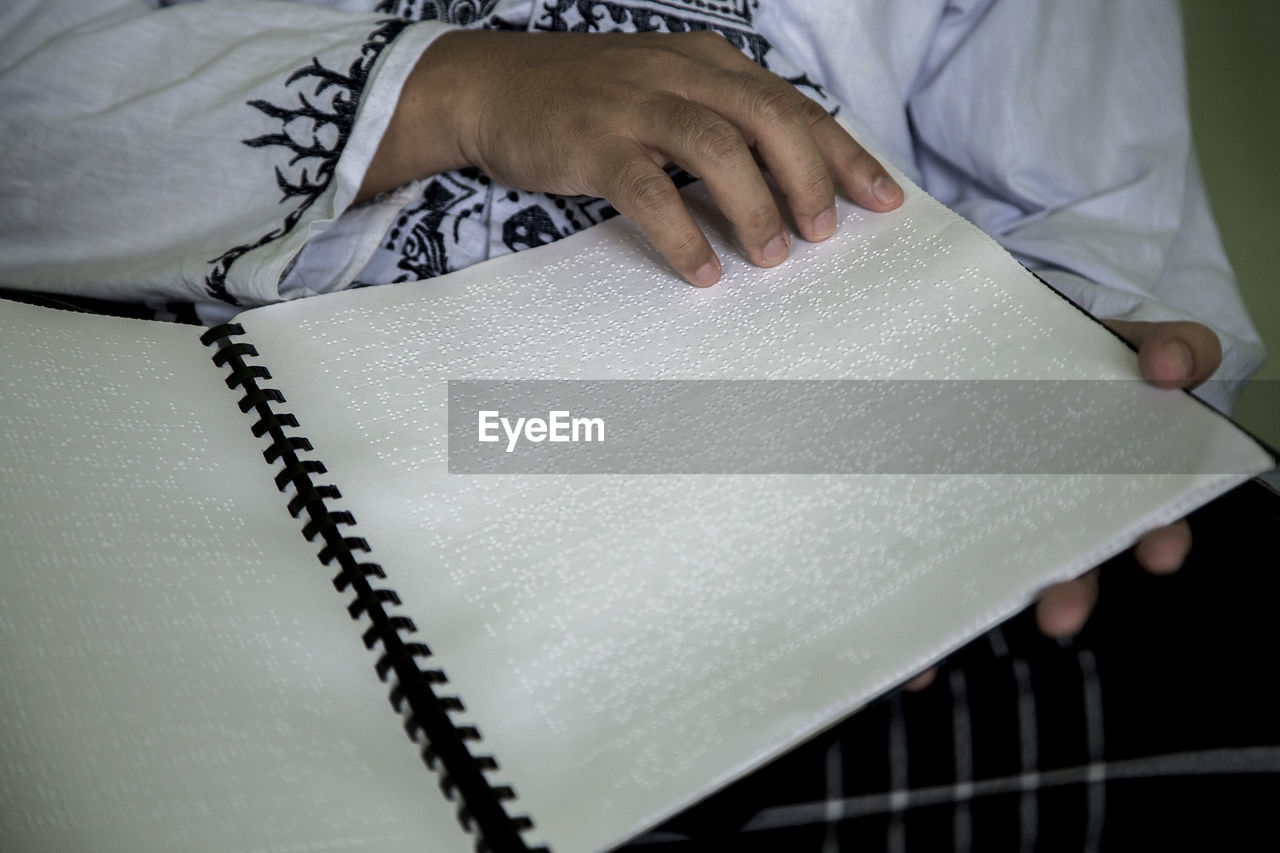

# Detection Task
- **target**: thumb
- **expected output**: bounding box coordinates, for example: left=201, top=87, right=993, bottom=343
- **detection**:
left=1101, top=319, right=1222, bottom=390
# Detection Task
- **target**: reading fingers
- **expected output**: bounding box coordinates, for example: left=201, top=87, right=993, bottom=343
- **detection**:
left=757, top=92, right=904, bottom=235
left=701, top=67, right=839, bottom=242
left=648, top=96, right=792, bottom=268
left=679, top=59, right=903, bottom=241
left=551, top=31, right=908, bottom=284
left=669, top=34, right=904, bottom=217
left=810, top=114, right=904, bottom=214
left=601, top=147, right=721, bottom=286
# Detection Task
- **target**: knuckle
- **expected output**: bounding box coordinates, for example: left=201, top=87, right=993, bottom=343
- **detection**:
left=668, top=227, right=704, bottom=258
left=795, top=94, right=831, bottom=127
left=847, top=143, right=877, bottom=172
left=795, top=160, right=835, bottom=202
left=690, top=117, right=746, bottom=163
left=832, top=141, right=876, bottom=178
left=738, top=201, right=779, bottom=234
left=617, top=168, right=676, bottom=217
left=752, top=86, right=803, bottom=126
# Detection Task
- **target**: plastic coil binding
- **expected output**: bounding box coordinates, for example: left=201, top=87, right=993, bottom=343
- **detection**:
left=201, top=324, right=547, bottom=853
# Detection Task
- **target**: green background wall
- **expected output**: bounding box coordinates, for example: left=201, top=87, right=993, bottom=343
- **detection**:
left=1182, top=2, right=1278, bottom=445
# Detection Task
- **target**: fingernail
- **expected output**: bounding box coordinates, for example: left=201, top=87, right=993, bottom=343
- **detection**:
left=763, top=231, right=789, bottom=265
left=1170, top=340, right=1194, bottom=379
left=873, top=174, right=902, bottom=206
left=692, top=260, right=720, bottom=287
left=812, top=207, right=836, bottom=240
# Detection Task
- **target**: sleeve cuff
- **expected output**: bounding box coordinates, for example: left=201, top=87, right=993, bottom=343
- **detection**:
left=262, top=18, right=452, bottom=305
left=223, top=17, right=454, bottom=307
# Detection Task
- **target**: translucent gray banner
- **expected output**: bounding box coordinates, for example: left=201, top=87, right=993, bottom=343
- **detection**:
left=447, top=380, right=1269, bottom=474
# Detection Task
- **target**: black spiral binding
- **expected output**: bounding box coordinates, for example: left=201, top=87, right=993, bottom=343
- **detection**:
left=201, top=324, right=547, bottom=853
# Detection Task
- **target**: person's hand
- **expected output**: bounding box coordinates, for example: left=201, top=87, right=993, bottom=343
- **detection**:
left=357, top=30, right=904, bottom=285
left=904, top=319, right=1224, bottom=692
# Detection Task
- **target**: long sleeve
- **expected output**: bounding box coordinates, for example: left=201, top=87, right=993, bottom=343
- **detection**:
left=905, top=0, right=1264, bottom=411
left=0, top=0, right=449, bottom=308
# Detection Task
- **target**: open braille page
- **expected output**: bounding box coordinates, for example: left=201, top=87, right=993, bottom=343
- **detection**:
left=239, top=182, right=1271, bottom=851
left=0, top=300, right=462, bottom=852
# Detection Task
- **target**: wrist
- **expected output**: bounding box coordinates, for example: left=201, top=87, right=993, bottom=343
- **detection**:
left=355, top=29, right=477, bottom=203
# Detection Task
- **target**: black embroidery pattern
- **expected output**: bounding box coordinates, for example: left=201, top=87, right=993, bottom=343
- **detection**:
left=374, top=0, right=498, bottom=24
left=533, top=0, right=835, bottom=109
left=502, top=206, right=562, bottom=253
left=372, top=170, right=626, bottom=284
left=499, top=190, right=625, bottom=254
left=535, top=0, right=770, bottom=66
left=205, top=19, right=410, bottom=304
left=385, top=171, right=484, bottom=282
left=538, top=0, right=755, bottom=28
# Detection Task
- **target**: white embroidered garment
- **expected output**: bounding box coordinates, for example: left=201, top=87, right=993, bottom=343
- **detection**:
left=0, top=0, right=1264, bottom=410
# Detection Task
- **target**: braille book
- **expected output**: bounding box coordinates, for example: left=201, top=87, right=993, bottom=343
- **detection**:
left=0, top=176, right=1271, bottom=853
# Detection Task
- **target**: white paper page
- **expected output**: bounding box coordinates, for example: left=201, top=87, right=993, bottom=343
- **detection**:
left=0, top=300, right=466, bottom=852
left=237, top=180, right=1273, bottom=852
